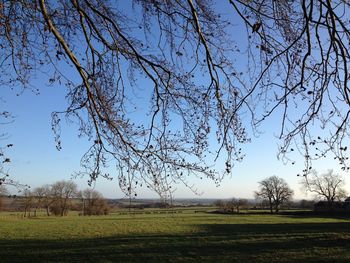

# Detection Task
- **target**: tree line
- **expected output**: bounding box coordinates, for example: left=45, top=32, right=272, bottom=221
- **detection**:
left=1, top=170, right=348, bottom=215
left=1, top=181, right=109, bottom=217
left=216, top=170, right=348, bottom=214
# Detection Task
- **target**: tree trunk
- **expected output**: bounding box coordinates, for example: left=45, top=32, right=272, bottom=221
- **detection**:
left=275, top=204, right=279, bottom=213
left=269, top=199, right=273, bottom=214
left=83, top=199, right=86, bottom=216
left=46, top=206, right=50, bottom=216
left=328, top=199, right=334, bottom=212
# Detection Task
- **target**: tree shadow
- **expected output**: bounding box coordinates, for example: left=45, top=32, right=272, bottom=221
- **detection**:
left=1, top=222, right=350, bottom=262
left=278, top=210, right=350, bottom=220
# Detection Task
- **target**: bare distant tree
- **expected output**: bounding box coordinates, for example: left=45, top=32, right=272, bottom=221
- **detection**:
left=2, top=1, right=350, bottom=195
left=22, top=189, right=34, bottom=217
left=299, top=199, right=315, bottom=209
left=0, top=185, right=8, bottom=211
left=230, top=198, right=248, bottom=213
left=302, top=170, right=347, bottom=209
left=32, top=185, right=55, bottom=216
left=214, top=200, right=225, bottom=211
left=50, top=181, right=78, bottom=216
left=40, top=185, right=55, bottom=216
left=255, top=176, right=293, bottom=213
left=215, top=198, right=248, bottom=213
left=32, top=187, right=43, bottom=217
left=79, top=188, right=109, bottom=215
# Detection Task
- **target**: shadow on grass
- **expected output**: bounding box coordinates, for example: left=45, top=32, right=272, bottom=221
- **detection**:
left=279, top=210, right=350, bottom=220
left=1, top=222, right=350, bottom=262
left=211, top=210, right=350, bottom=219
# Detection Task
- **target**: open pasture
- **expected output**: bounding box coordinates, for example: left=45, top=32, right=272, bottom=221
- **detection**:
left=1, top=210, right=350, bottom=262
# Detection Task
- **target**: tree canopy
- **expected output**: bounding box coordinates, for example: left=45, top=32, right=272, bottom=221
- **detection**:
left=1, top=0, right=350, bottom=196
left=302, top=170, right=347, bottom=206
left=255, top=175, right=294, bottom=213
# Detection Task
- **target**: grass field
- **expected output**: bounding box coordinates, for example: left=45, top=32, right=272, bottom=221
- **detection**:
left=1, top=210, right=350, bottom=262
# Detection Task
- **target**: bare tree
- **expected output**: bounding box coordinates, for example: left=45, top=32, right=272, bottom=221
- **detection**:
left=230, top=198, right=248, bottom=213
left=0, top=112, right=30, bottom=192
left=50, top=181, right=78, bottom=216
left=79, top=188, right=109, bottom=215
left=214, top=199, right=225, bottom=212
left=32, top=185, right=54, bottom=216
left=215, top=198, right=248, bottom=213
left=255, top=176, right=293, bottom=213
left=299, top=199, right=315, bottom=209
left=0, top=111, right=13, bottom=187
left=0, top=113, right=28, bottom=190
left=0, top=185, right=8, bottom=211
left=2, top=1, right=350, bottom=195
left=231, top=1, right=350, bottom=175
left=302, top=170, right=347, bottom=209
left=0, top=143, right=12, bottom=188
left=38, top=185, right=55, bottom=216
left=22, top=189, right=34, bottom=217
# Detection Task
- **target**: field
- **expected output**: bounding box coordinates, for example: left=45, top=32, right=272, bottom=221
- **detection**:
left=1, top=209, right=350, bottom=262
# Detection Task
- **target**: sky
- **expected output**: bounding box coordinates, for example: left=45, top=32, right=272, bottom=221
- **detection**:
left=2, top=81, right=349, bottom=200
left=1, top=1, right=350, bottom=200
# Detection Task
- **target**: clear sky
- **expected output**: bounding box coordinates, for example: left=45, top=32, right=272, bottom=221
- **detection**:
left=1, top=1, right=350, bottom=200
left=3, top=83, right=349, bottom=200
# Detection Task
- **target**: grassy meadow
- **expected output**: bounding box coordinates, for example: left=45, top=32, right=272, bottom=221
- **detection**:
left=1, top=209, right=350, bottom=262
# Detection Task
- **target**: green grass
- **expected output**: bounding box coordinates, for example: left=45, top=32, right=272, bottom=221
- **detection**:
left=1, top=210, right=350, bottom=262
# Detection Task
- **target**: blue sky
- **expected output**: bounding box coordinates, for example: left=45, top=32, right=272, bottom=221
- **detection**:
left=3, top=83, right=348, bottom=199
left=1, top=1, right=350, bottom=200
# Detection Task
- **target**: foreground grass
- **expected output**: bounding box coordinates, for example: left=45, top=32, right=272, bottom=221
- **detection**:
left=1, top=210, right=350, bottom=262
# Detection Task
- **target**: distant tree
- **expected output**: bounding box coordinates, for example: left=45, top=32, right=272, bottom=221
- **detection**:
left=224, top=199, right=235, bottom=213
left=230, top=198, right=248, bottom=213
left=50, top=181, right=78, bottom=216
left=32, top=185, right=54, bottom=216
left=32, top=187, right=43, bottom=217
left=255, top=176, right=293, bottom=213
left=40, top=185, right=55, bottom=216
left=0, top=197, right=3, bottom=212
left=298, top=199, right=315, bottom=209
left=302, top=170, right=347, bottom=210
left=22, top=189, right=34, bottom=217
left=79, top=188, right=109, bottom=216
left=0, top=185, right=8, bottom=211
left=215, top=199, right=230, bottom=213
left=260, top=199, right=271, bottom=211
left=214, top=198, right=248, bottom=213
left=214, top=200, right=225, bottom=210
